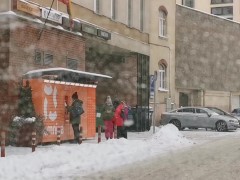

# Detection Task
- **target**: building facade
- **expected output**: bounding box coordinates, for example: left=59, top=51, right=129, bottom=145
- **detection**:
left=176, top=0, right=240, bottom=22
left=148, top=0, right=176, bottom=123
left=0, top=0, right=176, bottom=128
left=176, top=5, right=240, bottom=112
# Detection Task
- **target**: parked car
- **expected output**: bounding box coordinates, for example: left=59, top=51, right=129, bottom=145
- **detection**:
left=206, top=107, right=240, bottom=124
left=231, top=108, right=240, bottom=118
left=160, top=107, right=239, bottom=132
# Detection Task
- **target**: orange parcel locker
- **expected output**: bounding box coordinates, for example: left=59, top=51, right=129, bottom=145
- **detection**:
left=28, top=79, right=96, bottom=143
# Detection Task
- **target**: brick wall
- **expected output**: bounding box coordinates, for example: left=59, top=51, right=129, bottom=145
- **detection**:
left=0, top=16, right=86, bottom=127
left=9, top=18, right=85, bottom=79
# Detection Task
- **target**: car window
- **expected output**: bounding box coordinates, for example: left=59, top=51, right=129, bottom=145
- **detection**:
left=232, top=109, right=237, bottom=113
left=196, top=108, right=207, bottom=114
left=182, top=108, right=194, bottom=113
left=209, top=108, right=224, bottom=115
left=176, top=109, right=183, bottom=112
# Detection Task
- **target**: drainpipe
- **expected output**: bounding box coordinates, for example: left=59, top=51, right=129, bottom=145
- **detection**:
left=203, top=90, right=205, bottom=107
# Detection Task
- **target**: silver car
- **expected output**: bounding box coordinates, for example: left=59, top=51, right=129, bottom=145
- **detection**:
left=160, top=107, right=239, bottom=132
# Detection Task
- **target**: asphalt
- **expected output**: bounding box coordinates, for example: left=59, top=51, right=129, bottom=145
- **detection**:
left=81, top=135, right=240, bottom=180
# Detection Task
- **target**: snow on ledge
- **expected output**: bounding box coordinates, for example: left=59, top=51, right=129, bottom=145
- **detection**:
left=0, top=11, right=17, bottom=16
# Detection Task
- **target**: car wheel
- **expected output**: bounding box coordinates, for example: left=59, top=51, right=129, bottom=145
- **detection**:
left=216, top=121, right=227, bottom=132
left=170, top=119, right=181, bottom=130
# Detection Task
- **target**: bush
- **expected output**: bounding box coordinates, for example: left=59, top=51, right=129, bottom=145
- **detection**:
left=8, top=115, right=45, bottom=147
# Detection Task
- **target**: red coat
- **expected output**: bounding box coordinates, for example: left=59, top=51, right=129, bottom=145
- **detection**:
left=114, top=103, right=124, bottom=126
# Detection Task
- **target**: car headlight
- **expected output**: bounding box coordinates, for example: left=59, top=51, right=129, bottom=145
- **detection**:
left=229, top=120, right=236, bottom=123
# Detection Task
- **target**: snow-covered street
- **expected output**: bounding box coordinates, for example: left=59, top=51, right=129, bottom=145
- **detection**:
left=1, top=125, right=240, bottom=180
left=86, top=129, right=240, bottom=180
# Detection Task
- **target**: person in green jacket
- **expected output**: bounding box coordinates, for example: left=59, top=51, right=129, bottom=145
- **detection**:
left=67, top=92, right=84, bottom=144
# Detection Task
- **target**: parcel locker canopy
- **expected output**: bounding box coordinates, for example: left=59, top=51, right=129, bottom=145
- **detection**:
left=23, top=67, right=112, bottom=85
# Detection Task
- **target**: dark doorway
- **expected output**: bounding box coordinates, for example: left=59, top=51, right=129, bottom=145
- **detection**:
left=179, top=92, right=189, bottom=107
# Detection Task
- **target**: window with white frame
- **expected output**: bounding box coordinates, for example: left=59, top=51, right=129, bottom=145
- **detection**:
left=111, top=0, right=116, bottom=20
left=159, top=10, right=167, bottom=37
left=159, top=64, right=167, bottom=90
left=211, top=0, right=233, bottom=4
left=127, top=0, right=132, bottom=27
left=94, top=0, right=100, bottom=14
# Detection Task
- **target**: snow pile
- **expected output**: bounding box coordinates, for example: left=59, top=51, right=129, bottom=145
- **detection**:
left=147, top=124, right=194, bottom=153
left=13, top=116, right=36, bottom=123
left=0, top=124, right=193, bottom=180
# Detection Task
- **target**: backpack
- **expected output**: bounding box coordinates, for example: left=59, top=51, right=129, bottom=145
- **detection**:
left=71, top=101, right=84, bottom=118
left=102, top=105, right=114, bottom=120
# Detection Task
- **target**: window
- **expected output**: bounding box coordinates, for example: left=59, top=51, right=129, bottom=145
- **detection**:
left=140, top=0, right=144, bottom=31
left=159, top=64, right=167, bottom=90
left=43, top=53, right=53, bottom=65
left=111, top=0, right=116, bottom=20
left=34, top=51, right=42, bottom=65
left=67, top=58, right=78, bottom=70
left=182, top=0, right=195, bottom=8
left=176, top=109, right=183, bottom=112
left=182, top=108, right=194, bottom=113
left=127, top=0, right=132, bottom=27
left=211, top=6, right=233, bottom=15
left=94, top=0, right=100, bottom=14
left=211, top=0, right=233, bottom=4
left=196, top=108, right=207, bottom=114
left=159, top=10, right=167, bottom=37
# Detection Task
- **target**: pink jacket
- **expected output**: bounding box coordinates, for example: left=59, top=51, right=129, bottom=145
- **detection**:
left=114, top=103, right=124, bottom=126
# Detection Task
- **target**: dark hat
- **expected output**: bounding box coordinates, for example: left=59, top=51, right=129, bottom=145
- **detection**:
left=72, top=92, right=78, bottom=99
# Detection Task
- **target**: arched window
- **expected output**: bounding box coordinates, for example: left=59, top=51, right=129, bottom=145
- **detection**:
left=159, top=9, right=167, bottom=37
left=159, top=62, right=167, bottom=90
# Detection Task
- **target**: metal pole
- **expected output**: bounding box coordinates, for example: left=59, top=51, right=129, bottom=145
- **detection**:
left=114, top=125, right=117, bottom=139
left=57, top=127, right=61, bottom=145
left=1, top=131, right=5, bottom=157
left=97, top=125, right=101, bottom=143
left=153, top=71, right=158, bottom=134
left=31, top=131, right=36, bottom=152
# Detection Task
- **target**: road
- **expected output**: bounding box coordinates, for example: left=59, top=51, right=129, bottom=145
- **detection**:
left=82, top=129, right=240, bottom=180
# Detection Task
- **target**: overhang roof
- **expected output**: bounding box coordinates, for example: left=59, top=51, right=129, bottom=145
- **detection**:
left=23, top=67, right=112, bottom=84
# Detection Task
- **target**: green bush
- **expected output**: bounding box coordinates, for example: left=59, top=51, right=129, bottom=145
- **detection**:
left=8, top=115, right=45, bottom=147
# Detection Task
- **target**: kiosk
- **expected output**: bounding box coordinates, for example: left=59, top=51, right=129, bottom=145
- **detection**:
left=23, top=67, right=111, bottom=143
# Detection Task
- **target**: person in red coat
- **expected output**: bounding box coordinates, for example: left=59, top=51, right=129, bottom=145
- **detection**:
left=101, top=96, right=115, bottom=140
left=114, top=101, right=128, bottom=138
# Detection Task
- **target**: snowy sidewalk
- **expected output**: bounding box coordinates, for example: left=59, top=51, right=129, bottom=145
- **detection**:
left=2, top=125, right=240, bottom=180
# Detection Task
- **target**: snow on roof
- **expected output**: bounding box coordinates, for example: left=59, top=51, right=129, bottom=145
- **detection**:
left=23, top=67, right=112, bottom=79
left=0, top=11, right=82, bottom=37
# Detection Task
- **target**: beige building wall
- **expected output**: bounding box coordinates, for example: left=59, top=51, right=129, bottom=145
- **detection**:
left=72, top=0, right=149, bottom=33
left=148, top=0, right=176, bottom=123
left=176, top=0, right=240, bottom=22
left=0, top=0, right=10, bottom=12
left=16, top=0, right=149, bottom=55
